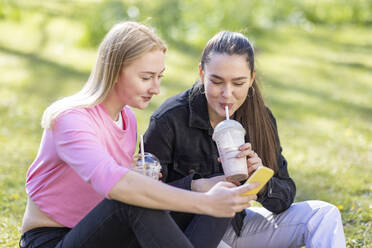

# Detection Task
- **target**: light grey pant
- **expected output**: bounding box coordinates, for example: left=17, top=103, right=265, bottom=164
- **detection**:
left=219, top=200, right=346, bottom=248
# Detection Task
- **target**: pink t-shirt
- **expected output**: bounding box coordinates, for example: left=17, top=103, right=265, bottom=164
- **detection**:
left=26, top=103, right=137, bottom=228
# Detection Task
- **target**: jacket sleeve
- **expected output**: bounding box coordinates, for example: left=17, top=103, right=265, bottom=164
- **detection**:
left=256, top=108, right=296, bottom=214
left=143, top=116, right=195, bottom=190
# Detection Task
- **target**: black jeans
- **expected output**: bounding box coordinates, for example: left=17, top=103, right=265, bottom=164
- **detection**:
left=19, top=199, right=230, bottom=248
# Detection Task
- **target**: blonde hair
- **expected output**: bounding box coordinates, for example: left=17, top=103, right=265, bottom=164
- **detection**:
left=42, top=21, right=167, bottom=129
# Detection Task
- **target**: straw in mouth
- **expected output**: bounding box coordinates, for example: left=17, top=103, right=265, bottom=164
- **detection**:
left=225, top=105, right=229, bottom=120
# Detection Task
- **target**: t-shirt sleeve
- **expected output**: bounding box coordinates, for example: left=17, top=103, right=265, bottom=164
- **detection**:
left=53, top=109, right=129, bottom=197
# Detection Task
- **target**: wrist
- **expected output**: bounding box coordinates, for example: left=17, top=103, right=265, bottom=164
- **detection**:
left=193, top=191, right=211, bottom=215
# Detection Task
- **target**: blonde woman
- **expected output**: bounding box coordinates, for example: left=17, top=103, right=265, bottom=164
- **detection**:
left=19, top=22, right=259, bottom=248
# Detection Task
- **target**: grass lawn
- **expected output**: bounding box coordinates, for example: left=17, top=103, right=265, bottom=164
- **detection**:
left=0, top=15, right=371, bottom=248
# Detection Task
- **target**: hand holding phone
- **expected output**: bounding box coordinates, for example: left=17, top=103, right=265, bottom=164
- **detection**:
left=241, top=166, right=274, bottom=196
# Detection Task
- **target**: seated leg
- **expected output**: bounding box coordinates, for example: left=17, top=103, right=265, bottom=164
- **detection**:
left=57, top=199, right=193, bottom=248
left=220, top=200, right=345, bottom=248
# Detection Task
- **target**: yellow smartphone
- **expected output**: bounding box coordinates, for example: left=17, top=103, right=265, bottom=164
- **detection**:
left=241, top=167, right=274, bottom=196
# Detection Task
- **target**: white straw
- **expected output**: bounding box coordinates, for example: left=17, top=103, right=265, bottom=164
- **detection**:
left=140, top=135, right=146, bottom=168
left=225, top=106, right=229, bottom=120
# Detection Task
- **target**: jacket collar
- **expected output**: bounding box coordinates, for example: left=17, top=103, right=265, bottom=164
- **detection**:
left=188, top=85, right=214, bottom=136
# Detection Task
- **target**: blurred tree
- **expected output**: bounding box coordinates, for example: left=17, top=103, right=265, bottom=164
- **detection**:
left=1, top=0, right=371, bottom=49
left=80, top=0, right=129, bottom=46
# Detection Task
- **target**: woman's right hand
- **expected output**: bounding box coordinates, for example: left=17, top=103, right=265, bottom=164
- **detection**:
left=203, top=181, right=259, bottom=217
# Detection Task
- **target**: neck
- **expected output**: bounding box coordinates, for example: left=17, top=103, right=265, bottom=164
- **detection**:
left=102, top=96, right=124, bottom=121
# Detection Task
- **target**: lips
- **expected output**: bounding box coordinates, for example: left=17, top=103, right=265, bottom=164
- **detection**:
left=220, top=103, right=233, bottom=110
left=142, top=96, right=152, bottom=102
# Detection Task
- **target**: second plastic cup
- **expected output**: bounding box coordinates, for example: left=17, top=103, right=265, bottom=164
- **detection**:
left=212, top=119, right=248, bottom=182
left=132, top=152, right=162, bottom=180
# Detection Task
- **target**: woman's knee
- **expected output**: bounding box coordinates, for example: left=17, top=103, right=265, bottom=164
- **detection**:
left=276, top=200, right=342, bottom=226
left=293, top=200, right=338, bottom=212
left=300, top=200, right=343, bottom=227
left=307, top=200, right=341, bottom=215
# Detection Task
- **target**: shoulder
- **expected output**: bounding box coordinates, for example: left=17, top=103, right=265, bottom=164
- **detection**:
left=54, top=107, right=97, bottom=130
left=57, top=107, right=91, bottom=121
left=151, top=89, right=190, bottom=120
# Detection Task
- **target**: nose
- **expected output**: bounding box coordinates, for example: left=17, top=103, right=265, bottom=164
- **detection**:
left=149, top=77, right=161, bottom=95
left=221, top=84, right=232, bottom=98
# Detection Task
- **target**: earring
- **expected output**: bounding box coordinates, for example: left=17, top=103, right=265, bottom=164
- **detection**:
left=247, top=87, right=255, bottom=97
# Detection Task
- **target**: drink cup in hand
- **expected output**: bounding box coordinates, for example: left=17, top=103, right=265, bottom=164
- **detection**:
left=212, top=120, right=248, bottom=182
left=132, top=152, right=162, bottom=180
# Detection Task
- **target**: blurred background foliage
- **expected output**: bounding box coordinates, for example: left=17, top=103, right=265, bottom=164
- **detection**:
left=0, top=0, right=371, bottom=247
left=2, top=0, right=372, bottom=48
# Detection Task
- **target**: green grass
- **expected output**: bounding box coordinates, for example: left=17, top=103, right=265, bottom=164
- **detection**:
left=0, top=17, right=371, bottom=248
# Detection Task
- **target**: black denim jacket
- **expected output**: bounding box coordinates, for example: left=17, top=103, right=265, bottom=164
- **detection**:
left=143, top=86, right=296, bottom=234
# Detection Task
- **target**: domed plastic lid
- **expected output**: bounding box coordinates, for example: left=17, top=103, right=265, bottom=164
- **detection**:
left=135, top=152, right=161, bottom=167
left=213, top=119, right=245, bottom=134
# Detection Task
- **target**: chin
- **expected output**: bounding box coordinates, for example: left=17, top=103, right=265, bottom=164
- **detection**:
left=218, top=109, right=236, bottom=118
left=137, top=102, right=150, bottom=110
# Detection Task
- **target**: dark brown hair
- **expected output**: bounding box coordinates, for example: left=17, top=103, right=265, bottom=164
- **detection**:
left=196, top=31, right=279, bottom=172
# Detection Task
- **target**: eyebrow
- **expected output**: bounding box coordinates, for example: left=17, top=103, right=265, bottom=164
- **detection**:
left=140, top=68, right=166, bottom=75
left=210, top=74, right=248, bottom=81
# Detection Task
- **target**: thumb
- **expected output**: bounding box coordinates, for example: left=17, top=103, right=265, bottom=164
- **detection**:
left=235, top=182, right=260, bottom=195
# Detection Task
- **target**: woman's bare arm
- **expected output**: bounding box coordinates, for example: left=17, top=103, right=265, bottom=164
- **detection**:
left=108, top=170, right=259, bottom=217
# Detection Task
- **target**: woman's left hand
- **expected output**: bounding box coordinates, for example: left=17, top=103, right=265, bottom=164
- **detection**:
left=247, top=151, right=263, bottom=176
left=237, top=143, right=263, bottom=176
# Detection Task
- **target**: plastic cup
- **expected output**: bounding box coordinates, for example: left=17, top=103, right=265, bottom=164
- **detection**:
left=212, top=120, right=248, bottom=182
left=132, top=152, right=162, bottom=180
